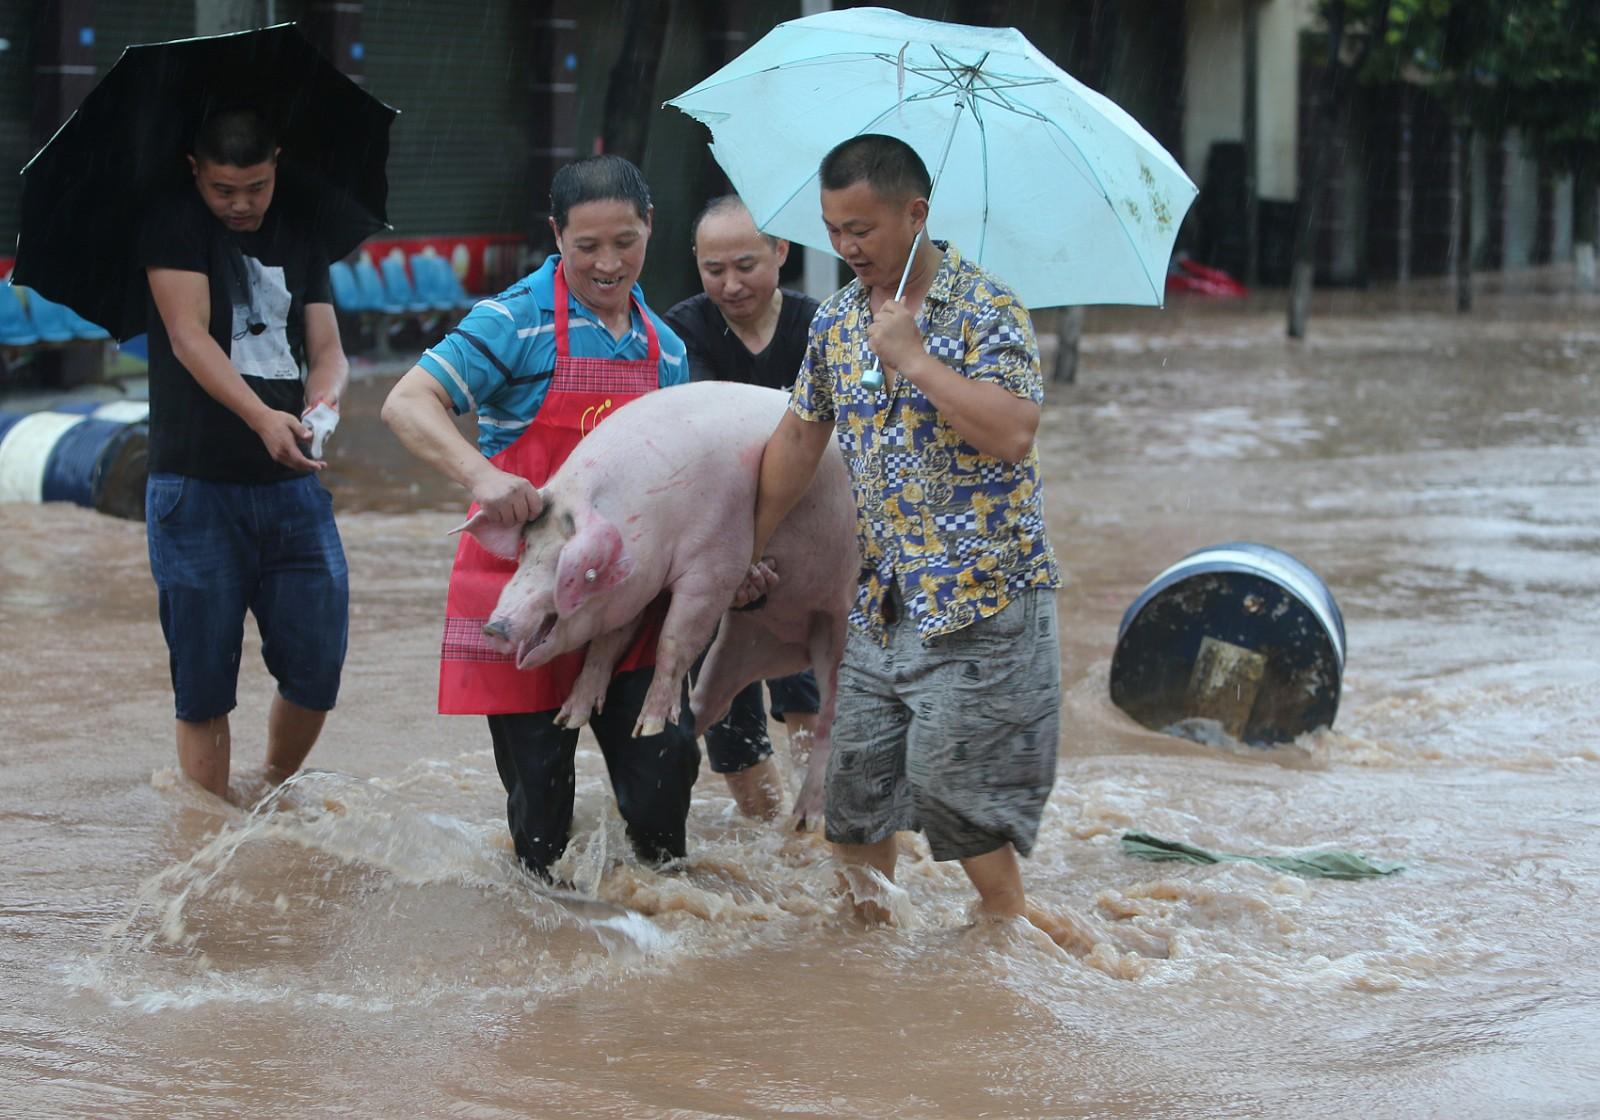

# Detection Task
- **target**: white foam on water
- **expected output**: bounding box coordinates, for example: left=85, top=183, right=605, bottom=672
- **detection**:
left=77, top=767, right=696, bottom=1014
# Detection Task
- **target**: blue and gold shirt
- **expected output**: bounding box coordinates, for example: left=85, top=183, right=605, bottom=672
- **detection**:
left=791, top=243, right=1061, bottom=643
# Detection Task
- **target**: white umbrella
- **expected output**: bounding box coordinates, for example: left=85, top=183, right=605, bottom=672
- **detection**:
left=667, top=6, right=1198, bottom=315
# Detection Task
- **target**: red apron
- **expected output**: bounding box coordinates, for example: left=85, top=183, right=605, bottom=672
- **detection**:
left=438, top=262, right=663, bottom=715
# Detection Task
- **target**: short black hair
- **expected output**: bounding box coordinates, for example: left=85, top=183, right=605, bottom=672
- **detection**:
left=549, top=155, right=652, bottom=230
left=192, top=107, right=277, bottom=168
left=818, top=134, right=931, bottom=202
left=690, top=194, right=778, bottom=251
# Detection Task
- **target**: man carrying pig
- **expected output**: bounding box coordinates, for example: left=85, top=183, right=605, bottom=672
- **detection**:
left=739, top=134, right=1065, bottom=933
left=382, top=155, right=699, bottom=882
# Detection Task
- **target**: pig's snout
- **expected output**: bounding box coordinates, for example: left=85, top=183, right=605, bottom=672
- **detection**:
left=482, top=617, right=514, bottom=653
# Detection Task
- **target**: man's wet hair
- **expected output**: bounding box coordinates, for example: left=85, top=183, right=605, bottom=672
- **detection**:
left=549, top=155, right=652, bottom=230
left=192, top=107, right=277, bottom=168
left=818, top=134, right=931, bottom=203
left=691, top=195, right=779, bottom=251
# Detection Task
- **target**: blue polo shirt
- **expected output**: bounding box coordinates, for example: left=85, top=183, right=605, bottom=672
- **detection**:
left=417, top=255, right=688, bottom=456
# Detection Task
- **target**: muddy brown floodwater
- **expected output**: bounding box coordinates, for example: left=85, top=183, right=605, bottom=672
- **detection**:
left=3, top=272, right=1598, bottom=1118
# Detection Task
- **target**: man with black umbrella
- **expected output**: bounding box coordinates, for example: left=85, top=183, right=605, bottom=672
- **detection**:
left=140, top=106, right=350, bottom=802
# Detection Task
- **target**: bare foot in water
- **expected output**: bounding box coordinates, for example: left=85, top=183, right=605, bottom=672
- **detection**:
left=226, top=766, right=279, bottom=808
left=227, top=765, right=307, bottom=810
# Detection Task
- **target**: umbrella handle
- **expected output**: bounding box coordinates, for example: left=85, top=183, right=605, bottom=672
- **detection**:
left=860, top=229, right=924, bottom=391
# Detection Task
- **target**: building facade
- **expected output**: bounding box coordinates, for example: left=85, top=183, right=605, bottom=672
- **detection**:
left=2, top=0, right=1591, bottom=311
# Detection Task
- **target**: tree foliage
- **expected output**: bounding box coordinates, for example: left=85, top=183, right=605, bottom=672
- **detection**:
left=1351, top=0, right=1600, bottom=164
left=1490, top=0, right=1600, bottom=170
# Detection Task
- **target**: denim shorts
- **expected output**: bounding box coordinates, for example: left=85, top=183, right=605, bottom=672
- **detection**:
left=146, top=472, right=349, bottom=722
left=825, top=588, right=1061, bottom=861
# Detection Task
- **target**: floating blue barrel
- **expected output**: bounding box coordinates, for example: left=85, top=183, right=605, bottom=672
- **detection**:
left=1110, top=543, right=1346, bottom=746
left=0, top=408, right=149, bottom=520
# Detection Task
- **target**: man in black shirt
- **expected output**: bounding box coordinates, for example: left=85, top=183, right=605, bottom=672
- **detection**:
left=665, top=196, right=823, bottom=825
left=140, top=107, right=350, bottom=802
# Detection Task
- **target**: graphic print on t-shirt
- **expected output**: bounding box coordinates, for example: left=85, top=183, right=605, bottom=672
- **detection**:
left=232, top=256, right=299, bottom=380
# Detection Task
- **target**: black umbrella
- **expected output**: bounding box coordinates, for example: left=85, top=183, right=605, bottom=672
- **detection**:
left=11, top=23, right=397, bottom=341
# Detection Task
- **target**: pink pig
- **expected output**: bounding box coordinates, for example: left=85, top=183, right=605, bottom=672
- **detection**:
left=455, top=381, right=858, bottom=823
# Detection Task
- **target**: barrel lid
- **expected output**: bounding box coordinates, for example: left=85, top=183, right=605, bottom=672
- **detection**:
left=1122, top=542, right=1346, bottom=668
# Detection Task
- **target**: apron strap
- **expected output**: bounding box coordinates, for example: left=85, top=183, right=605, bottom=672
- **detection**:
left=553, top=260, right=661, bottom=367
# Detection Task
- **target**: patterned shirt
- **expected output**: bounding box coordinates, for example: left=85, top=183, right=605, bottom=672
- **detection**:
left=417, top=255, right=688, bottom=456
left=791, top=242, right=1061, bottom=643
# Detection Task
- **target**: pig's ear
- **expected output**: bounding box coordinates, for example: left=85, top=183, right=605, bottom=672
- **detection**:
left=448, top=510, right=527, bottom=561
left=554, top=512, right=634, bottom=615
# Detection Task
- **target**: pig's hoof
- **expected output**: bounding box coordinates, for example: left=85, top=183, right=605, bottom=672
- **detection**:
left=632, top=716, right=666, bottom=738
left=554, top=710, right=589, bottom=730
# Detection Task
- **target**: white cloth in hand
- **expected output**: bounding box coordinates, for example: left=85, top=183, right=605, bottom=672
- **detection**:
left=301, top=402, right=339, bottom=459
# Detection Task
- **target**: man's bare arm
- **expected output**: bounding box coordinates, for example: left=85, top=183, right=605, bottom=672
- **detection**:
left=146, top=266, right=321, bottom=471
left=752, top=408, right=834, bottom=561
left=302, top=303, right=349, bottom=408
left=380, top=366, right=539, bottom=522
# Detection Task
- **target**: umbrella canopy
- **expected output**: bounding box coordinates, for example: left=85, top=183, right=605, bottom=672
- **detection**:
left=11, top=23, right=397, bottom=341
left=667, top=7, right=1197, bottom=310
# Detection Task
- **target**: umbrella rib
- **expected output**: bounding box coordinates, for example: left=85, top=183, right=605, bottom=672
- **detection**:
left=1035, top=112, right=1165, bottom=305
left=968, top=88, right=1052, bottom=124
left=968, top=95, right=991, bottom=265
left=890, top=61, right=1045, bottom=92
left=746, top=95, right=935, bottom=233
left=973, top=78, right=1056, bottom=121
left=906, top=46, right=1044, bottom=92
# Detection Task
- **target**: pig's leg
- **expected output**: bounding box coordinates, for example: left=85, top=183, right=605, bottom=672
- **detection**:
left=555, top=616, right=642, bottom=729
left=789, top=612, right=846, bottom=832
left=689, top=612, right=810, bottom=735
left=632, top=582, right=743, bottom=739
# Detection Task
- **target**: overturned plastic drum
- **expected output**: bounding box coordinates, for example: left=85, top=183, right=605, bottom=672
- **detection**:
left=0, top=405, right=150, bottom=521
left=1110, top=542, right=1346, bottom=746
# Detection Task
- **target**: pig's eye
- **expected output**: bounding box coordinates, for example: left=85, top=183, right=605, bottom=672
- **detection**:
left=558, top=510, right=576, bottom=537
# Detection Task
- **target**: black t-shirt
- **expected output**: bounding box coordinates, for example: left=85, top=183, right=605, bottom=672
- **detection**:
left=663, top=288, right=820, bottom=391
left=138, top=188, right=332, bottom=483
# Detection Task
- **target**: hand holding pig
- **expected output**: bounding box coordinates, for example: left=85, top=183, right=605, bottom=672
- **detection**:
left=469, top=464, right=542, bottom=524
left=731, top=559, right=779, bottom=610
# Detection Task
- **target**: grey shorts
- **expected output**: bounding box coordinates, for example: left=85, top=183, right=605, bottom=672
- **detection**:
left=825, top=588, right=1061, bottom=861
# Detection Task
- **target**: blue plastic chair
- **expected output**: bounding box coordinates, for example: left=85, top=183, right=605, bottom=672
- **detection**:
left=0, top=284, right=41, bottom=346
left=329, top=261, right=367, bottom=312
left=23, top=289, right=76, bottom=343
left=353, top=259, right=402, bottom=314
left=439, top=256, right=486, bottom=309
left=379, top=255, right=431, bottom=313
left=408, top=254, right=445, bottom=309
left=437, top=256, right=479, bottom=309
left=412, top=254, right=474, bottom=311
